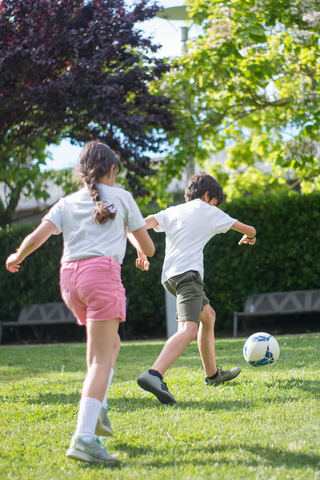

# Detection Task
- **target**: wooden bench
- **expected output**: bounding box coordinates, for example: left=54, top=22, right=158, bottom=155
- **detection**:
left=233, top=290, right=320, bottom=338
left=0, top=300, right=129, bottom=344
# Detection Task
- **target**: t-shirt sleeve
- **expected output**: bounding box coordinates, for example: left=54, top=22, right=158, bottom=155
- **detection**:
left=42, top=199, right=63, bottom=235
left=125, top=194, right=146, bottom=232
left=152, top=210, right=168, bottom=233
left=214, top=208, right=237, bottom=234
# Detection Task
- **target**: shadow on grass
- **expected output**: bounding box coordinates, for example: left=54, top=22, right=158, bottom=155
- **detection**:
left=114, top=441, right=320, bottom=470
left=265, top=378, right=320, bottom=396
left=64, top=459, right=124, bottom=472
left=0, top=392, right=288, bottom=411
left=0, top=392, right=79, bottom=407
left=2, top=380, right=315, bottom=409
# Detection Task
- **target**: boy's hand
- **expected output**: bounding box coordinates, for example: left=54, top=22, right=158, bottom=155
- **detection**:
left=6, top=253, right=22, bottom=273
left=238, top=235, right=256, bottom=245
left=135, top=252, right=150, bottom=271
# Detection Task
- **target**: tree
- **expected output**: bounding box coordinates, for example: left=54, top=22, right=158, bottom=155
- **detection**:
left=155, top=0, right=320, bottom=199
left=0, top=0, right=174, bottom=226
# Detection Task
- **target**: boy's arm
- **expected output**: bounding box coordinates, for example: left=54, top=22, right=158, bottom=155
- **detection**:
left=230, top=221, right=256, bottom=245
left=126, top=216, right=159, bottom=248
left=145, top=215, right=159, bottom=230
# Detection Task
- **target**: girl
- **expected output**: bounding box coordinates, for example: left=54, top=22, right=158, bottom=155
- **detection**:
left=5, top=141, right=155, bottom=464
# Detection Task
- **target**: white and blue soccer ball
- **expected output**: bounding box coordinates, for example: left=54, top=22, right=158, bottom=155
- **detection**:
left=243, top=332, right=280, bottom=367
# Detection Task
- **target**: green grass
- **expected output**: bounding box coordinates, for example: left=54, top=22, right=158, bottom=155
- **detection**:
left=0, top=335, right=319, bottom=480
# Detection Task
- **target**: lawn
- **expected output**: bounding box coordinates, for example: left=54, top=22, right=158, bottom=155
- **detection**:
left=0, top=335, right=319, bottom=480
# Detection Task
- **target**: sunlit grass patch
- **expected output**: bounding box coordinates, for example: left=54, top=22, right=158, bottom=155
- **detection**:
left=0, top=335, right=319, bottom=479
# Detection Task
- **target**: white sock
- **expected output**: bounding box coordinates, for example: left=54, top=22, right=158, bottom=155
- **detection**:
left=75, top=397, right=102, bottom=443
left=102, top=367, right=114, bottom=408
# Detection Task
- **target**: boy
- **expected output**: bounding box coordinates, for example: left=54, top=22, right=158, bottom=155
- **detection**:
left=136, top=172, right=256, bottom=405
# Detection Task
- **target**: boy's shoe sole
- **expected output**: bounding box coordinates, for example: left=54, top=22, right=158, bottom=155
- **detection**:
left=205, top=366, right=241, bottom=385
left=137, top=370, right=176, bottom=405
left=95, top=407, right=114, bottom=437
left=66, top=436, right=118, bottom=464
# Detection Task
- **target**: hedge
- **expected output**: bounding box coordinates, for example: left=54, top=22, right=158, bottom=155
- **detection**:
left=0, top=192, right=319, bottom=339
left=203, top=192, right=320, bottom=330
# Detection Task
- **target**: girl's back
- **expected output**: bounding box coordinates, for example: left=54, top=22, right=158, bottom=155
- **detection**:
left=45, top=184, right=144, bottom=264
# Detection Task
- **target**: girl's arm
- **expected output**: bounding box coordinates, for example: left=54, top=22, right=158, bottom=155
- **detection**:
left=5, top=220, right=58, bottom=273
left=126, top=216, right=158, bottom=271
left=230, top=221, right=256, bottom=245
left=126, top=226, right=155, bottom=258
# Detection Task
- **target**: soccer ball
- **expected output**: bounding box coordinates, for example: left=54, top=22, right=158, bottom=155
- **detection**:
left=243, top=332, right=280, bottom=367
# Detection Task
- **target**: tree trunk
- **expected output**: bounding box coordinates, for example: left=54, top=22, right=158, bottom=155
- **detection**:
left=0, top=184, right=22, bottom=227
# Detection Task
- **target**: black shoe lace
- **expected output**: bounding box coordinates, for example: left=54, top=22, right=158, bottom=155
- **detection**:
left=161, top=380, right=169, bottom=391
left=217, top=366, right=229, bottom=376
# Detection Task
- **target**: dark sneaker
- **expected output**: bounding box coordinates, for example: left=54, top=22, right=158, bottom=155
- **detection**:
left=95, top=405, right=114, bottom=437
left=66, top=435, right=118, bottom=464
left=205, top=366, right=241, bottom=385
left=137, top=370, right=176, bottom=405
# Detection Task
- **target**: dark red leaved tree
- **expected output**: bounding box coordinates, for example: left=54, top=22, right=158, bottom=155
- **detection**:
left=0, top=0, right=174, bottom=225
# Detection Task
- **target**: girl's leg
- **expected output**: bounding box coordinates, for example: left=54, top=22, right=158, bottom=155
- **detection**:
left=75, top=318, right=119, bottom=442
left=102, top=333, right=121, bottom=408
left=112, top=333, right=121, bottom=369
left=83, top=318, right=120, bottom=400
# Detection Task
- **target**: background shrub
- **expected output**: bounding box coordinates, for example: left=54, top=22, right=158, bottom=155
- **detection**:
left=0, top=192, right=319, bottom=341
left=204, top=192, right=320, bottom=331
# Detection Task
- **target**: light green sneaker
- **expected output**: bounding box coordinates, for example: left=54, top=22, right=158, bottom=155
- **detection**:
left=66, top=435, right=118, bottom=464
left=95, top=405, right=114, bottom=437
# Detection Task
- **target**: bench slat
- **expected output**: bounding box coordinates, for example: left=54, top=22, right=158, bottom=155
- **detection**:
left=234, top=290, right=320, bottom=337
left=0, top=299, right=129, bottom=344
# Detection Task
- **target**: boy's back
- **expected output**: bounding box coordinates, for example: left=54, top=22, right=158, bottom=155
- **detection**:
left=153, top=198, right=236, bottom=283
left=136, top=171, right=256, bottom=405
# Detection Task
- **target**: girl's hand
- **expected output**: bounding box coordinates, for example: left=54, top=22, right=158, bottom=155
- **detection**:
left=5, top=253, right=22, bottom=273
left=238, top=235, right=256, bottom=246
left=135, top=252, right=150, bottom=271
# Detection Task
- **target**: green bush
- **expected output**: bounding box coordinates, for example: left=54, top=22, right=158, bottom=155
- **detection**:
left=1, top=192, right=320, bottom=339
left=0, top=223, right=166, bottom=338
left=203, top=192, right=320, bottom=329
left=0, top=225, right=62, bottom=324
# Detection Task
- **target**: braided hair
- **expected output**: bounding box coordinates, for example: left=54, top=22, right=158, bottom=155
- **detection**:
left=77, top=141, right=121, bottom=224
left=184, top=171, right=224, bottom=205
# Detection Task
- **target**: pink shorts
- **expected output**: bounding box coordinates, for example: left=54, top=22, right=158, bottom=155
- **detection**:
left=60, top=256, right=126, bottom=325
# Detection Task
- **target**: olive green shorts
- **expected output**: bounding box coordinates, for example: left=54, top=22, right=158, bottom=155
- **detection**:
left=163, top=270, right=210, bottom=325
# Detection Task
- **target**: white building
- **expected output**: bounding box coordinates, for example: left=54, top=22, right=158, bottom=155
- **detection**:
left=0, top=181, right=65, bottom=225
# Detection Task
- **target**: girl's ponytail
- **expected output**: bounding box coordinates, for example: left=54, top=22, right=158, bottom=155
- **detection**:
left=77, top=141, right=121, bottom=225
left=87, top=179, right=116, bottom=224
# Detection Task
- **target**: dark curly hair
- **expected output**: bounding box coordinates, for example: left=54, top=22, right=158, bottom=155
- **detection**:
left=77, top=141, right=121, bottom=224
left=184, top=172, right=224, bottom=205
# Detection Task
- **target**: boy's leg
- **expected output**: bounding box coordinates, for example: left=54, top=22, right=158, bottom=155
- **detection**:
left=198, top=304, right=241, bottom=385
left=198, top=304, right=217, bottom=377
left=137, top=271, right=202, bottom=404
left=137, top=321, right=198, bottom=404
left=152, top=320, right=198, bottom=375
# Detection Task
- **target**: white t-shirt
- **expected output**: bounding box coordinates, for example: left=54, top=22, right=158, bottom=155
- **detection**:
left=43, top=184, right=145, bottom=264
left=153, top=199, right=237, bottom=283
